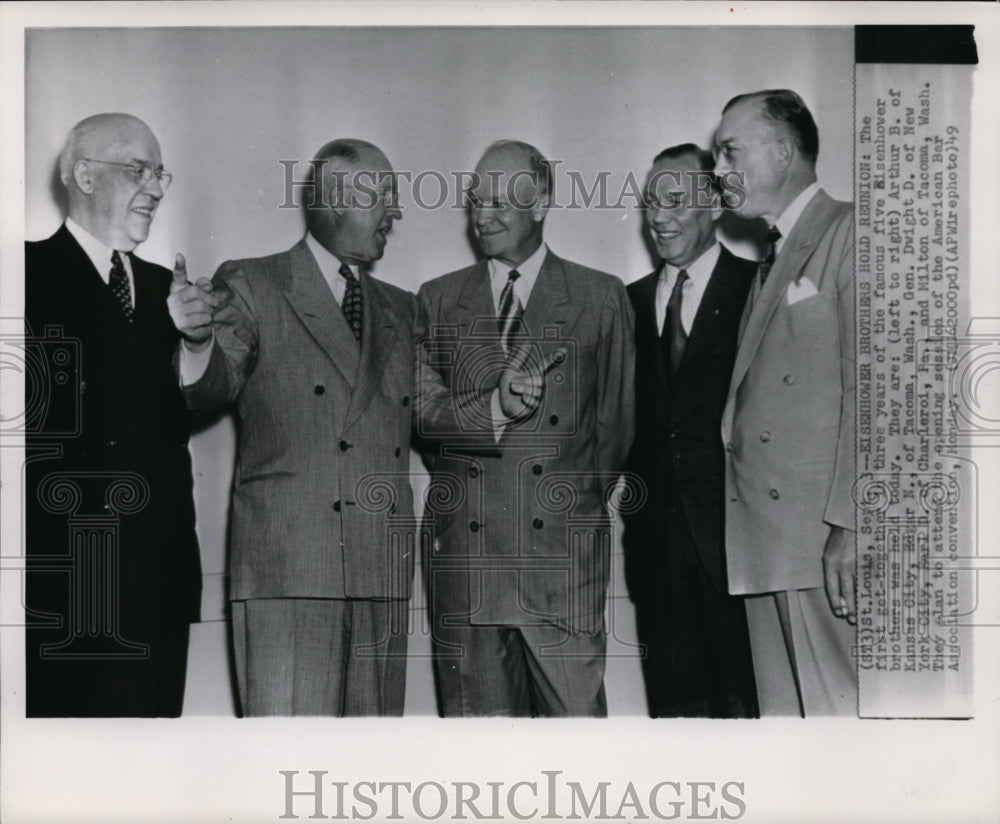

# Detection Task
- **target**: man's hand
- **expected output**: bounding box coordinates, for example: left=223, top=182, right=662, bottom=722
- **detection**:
left=498, top=345, right=566, bottom=421
left=823, top=525, right=856, bottom=624
left=166, top=253, right=231, bottom=350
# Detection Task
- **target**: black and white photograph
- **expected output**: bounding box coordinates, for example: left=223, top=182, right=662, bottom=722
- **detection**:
left=1, top=3, right=998, bottom=822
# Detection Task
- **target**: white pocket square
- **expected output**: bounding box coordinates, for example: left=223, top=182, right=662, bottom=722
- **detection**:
left=786, top=277, right=819, bottom=305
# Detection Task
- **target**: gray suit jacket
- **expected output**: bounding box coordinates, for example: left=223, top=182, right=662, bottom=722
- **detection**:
left=184, top=238, right=417, bottom=601
left=417, top=250, right=636, bottom=632
left=722, top=189, right=855, bottom=594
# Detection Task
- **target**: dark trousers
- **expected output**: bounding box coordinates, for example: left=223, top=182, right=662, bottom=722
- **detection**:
left=634, top=506, right=758, bottom=718
left=26, top=621, right=190, bottom=718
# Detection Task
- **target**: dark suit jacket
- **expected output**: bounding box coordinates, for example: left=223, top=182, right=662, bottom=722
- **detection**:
left=24, top=225, right=203, bottom=714
left=417, top=250, right=636, bottom=632
left=623, top=244, right=755, bottom=597
left=183, top=238, right=417, bottom=601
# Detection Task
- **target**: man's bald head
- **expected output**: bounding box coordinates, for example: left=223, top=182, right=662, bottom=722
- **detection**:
left=59, top=113, right=166, bottom=251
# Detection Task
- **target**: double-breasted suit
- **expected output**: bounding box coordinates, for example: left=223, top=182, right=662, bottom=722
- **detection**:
left=722, top=188, right=856, bottom=714
left=417, top=250, right=635, bottom=715
left=184, top=237, right=417, bottom=714
left=25, top=224, right=202, bottom=717
left=623, top=244, right=758, bottom=717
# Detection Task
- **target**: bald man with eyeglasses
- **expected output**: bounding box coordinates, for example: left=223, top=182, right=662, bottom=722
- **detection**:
left=24, top=112, right=224, bottom=716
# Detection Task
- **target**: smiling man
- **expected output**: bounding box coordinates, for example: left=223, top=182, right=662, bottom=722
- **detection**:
left=24, top=113, right=208, bottom=716
left=180, top=139, right=418, bottom=716
left=622, top=144, right=758, bottom=718
left=416, top=140, right=635, bottom=716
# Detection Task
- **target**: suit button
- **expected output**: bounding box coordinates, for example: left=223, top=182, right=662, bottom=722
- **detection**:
left=402, top=395, right=410, bottom=407
left=769, top=488, right=780, bottom=500
left=395, top=447, right=401, bottom=457
left=105, top=440, right=118, bottom=447
left=332, top=500, right=341, bottom=512
left=670, top=431, right=677, bottom=439
left=549, top=414, right=559, bottom=426
left=760, top=431, right=771, bottom=442
left=725, top=442, right=734, bottom=454
left=468, top=466, right=479, bottom=478
left=314, top=385, right=325, bottom=395
left=532, top=518, right=544, bottom=529
left=783, top=374, right=795, bottom=385
left=339, top=440, right=350, bottom=452
left=469, top=520, right=480, bottom=532
left=532, top=464, right=542, bottom=475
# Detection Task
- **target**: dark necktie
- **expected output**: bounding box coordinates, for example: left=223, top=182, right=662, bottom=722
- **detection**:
left=662, top=268, right=689, bottom=373
left=759, top=225, right=782, bottom=286
left=339, top=263, right=363, bottom=343
left=109, top=251, right=134, bottom=323
left=497, top=269, right=523, bottom=352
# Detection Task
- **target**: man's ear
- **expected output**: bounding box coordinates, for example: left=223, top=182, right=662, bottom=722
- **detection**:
left=531, top=191, right=550, bottom=224
left=772, top=136, right=795, bottom=173
left=71, top=159, right=94, bottom=195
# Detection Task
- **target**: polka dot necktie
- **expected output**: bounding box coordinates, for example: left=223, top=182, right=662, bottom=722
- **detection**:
left=759, top=225, right=782, bottom=286
left=497, top=269, right=523, bottom=352
left=339, top=263, right=363, bottom=344
left=109, top=251, right=134, bottom=323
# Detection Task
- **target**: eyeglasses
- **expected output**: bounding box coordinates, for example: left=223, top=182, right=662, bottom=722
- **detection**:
left=465, top=193, right=539, bottom=212
left=83, top=158, right=173, bottom=190
left=711, top=140, right=776, bottom=166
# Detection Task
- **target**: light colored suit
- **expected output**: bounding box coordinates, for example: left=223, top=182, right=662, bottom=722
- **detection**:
left=184, top=237, right=417, bottom=714
left=722, top=188, right=856, bottom=715
left=417, top=250, right=635, bottom=715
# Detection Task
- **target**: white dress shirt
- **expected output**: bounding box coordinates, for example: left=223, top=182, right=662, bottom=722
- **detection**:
left=488, top=243, right=548, bottom=438
left=65, top=217, right=135, bottom=307
left=773, top=182, right=820, bottom=255
left=654, top=240, right=720, bottom=336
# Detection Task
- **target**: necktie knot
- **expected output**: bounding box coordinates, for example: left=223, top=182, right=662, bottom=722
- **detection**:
left=109, top=250, right=134, bottom=323
left=507, top=269, right=521, bottom=283
left=339, top=263, right=364, bottom=343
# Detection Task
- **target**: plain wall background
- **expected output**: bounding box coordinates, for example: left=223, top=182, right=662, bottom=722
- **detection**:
left=25, top=25, right=854, bottom=715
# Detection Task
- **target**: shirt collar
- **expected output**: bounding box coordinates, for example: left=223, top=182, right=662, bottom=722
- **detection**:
left=661, top=240, right=720, bottom=289
left=488, top=242, right=548, bottom=304
left=773, top=182, right=820, bottom=247
left=65, top=217, right=122, bottom=280
left=305, top=231, right=357, bottom=282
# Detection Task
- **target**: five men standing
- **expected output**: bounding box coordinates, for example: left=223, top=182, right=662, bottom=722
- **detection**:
left=24, top=88, right=855, bottom=717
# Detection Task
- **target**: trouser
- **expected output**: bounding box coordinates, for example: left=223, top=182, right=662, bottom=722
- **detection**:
left=432, top=622, right=608, bottom=717
left=744, top=587, right=857, bottom=716
left=231, top=597, right=408, bottom=716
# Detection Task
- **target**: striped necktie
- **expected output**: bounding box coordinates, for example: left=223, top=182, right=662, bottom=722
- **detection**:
left=759, top=225, right=782, bottom=285
left=497, top=269, right=523, bottom=351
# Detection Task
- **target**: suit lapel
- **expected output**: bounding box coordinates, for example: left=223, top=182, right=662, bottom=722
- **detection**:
left=633, top=267, right=670, bottom=395
left=520, top=251, right=580, bottom=339
left=344, top=274, right=401, bottom=428
left=280, top=239, right=359, bottom=385
left=678, top=246, right=739, bottom=370
left=729, top=189, right=836, bottom=393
